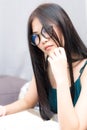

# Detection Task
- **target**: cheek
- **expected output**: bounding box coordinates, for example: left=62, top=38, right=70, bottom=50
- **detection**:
left=37, top=44, right=44, bottom=51
left=62, top=36, right=65, bottom=47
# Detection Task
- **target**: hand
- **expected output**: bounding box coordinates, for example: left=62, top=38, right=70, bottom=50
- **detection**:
left=0, top=106, right=6, bottom=116
left=48, top=47, right=68, bottom=85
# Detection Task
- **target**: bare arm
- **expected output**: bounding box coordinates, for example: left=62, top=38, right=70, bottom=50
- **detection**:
left=75, top=66, right=87, bottom=129
left=57, top=65, right=87, bottom=130
left=0, top=75, right=38, bottom=116
left=48, top=47, right=87, bottom=130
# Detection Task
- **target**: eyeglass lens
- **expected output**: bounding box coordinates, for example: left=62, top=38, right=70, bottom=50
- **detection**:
left=31, top=26, right=53, bottom=46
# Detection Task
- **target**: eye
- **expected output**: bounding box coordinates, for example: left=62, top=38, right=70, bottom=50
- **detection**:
left=43, top=26, right=53, bottom=38
left=42, top=28, right=49, bottom=37
left=31, top=34, right=40, bottom=45
left=42, top=28, right=47, bottom=33
left=31, top=34, right=37, bottom=43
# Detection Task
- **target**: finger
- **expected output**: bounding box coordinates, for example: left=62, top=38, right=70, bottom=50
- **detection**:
left=0, top=106, right=6, bottom=116
left=54, top=48, right=61, bottom=56
left=48, top=56, right=53, bottom=63
left=49, top=52, right=56, bottom=60
left=58, top=47, right=65, bottom=53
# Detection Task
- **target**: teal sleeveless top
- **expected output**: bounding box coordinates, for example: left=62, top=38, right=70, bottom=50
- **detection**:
left=48, top=61, right=87, bottom=113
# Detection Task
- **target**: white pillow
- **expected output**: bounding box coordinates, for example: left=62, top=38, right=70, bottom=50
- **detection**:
left=18, top=82, right=31, bottom=99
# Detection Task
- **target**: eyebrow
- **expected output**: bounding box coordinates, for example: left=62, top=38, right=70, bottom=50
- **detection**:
left=32, top=26, right=43, bottom=34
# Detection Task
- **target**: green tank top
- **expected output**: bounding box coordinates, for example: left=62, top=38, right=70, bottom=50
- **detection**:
left=48, top=61, right=87, bottom=113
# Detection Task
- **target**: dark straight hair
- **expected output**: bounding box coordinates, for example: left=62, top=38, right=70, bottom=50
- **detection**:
left=28, top=3, right=87, bottom=120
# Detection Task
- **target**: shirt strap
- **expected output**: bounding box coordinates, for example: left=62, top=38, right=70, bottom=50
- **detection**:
left=79, top=60, right=87, bottom=77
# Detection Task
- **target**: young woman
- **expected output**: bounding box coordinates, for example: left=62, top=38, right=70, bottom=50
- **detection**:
left=0, top=3, right=87, bottom=130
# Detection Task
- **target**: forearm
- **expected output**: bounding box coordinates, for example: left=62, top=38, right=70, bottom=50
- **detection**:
left=57, top=81, right=79, bottom=130
left=5, top=98, right=31, bottom=115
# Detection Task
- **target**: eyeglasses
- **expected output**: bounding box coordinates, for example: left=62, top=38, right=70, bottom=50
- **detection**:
left=31, top=26, right=53, bottom=46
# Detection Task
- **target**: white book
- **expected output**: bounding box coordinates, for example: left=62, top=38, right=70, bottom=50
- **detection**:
left=0, top=110, right=60, bottom=130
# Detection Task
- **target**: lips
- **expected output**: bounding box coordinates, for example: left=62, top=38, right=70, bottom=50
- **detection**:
left=44, top=45, right=53, bottom=51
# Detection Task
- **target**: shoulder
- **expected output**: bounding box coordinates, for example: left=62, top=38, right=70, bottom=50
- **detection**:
left=80, top=60, right=87, bottom=88
left=81, top=59, right=87, bottom=77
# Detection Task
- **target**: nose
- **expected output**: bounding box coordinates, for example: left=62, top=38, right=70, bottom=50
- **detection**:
left=40, top=35, right=49, bottom=44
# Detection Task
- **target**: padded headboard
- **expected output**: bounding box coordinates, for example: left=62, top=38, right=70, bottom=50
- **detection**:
left=0, top=76, right=27, bottom=105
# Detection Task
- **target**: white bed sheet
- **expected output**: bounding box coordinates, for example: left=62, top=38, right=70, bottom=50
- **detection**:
left=0, top=110, right=60, bottom=130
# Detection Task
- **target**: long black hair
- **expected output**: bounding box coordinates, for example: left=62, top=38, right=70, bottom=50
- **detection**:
left=27, top=3, right=87, bottom=120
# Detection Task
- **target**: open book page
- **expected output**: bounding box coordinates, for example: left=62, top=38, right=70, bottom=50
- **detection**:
left=0, top=110, right=60, bottom=130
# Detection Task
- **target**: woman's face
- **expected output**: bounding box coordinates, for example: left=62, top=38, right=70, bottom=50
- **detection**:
left=32, top=18, right=64, bottom=56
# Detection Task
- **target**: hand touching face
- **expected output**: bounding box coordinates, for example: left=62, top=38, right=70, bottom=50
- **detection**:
left=48, top=47, right=68, bottom=85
